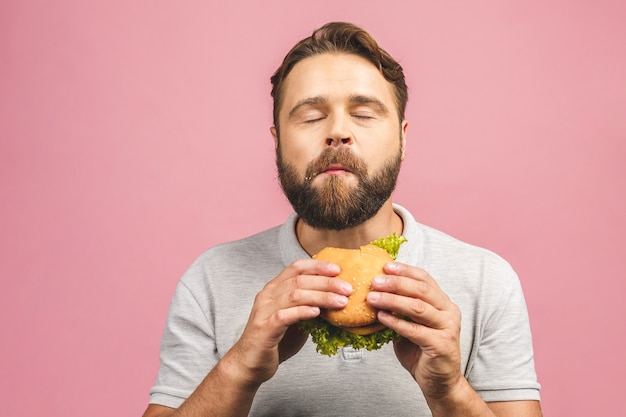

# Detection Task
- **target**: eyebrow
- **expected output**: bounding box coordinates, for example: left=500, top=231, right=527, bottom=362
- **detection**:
left=287, top=94, right=391, bottom=120
left=288, top=96, right=328, bottom=120
left=348, top=94, right=390, bottom=116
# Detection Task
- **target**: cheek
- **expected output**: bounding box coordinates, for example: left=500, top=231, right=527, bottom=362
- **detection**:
left=278, top=135, right=321, bottom=169
left=364, top=133, right=400, bottom=159
left=277, top=143, right=315, bottom=176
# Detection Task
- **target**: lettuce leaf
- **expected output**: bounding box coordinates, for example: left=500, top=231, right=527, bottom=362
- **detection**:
left=299, top=317, right=400, bottom=356
left=370, top=232, right=407, bottom=260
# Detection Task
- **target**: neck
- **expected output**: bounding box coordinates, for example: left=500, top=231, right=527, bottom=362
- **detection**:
left=296, top=200, right=403, bottom=256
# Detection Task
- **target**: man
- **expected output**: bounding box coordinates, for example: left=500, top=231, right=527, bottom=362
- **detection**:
left=143, top=22, right=542, bottom=417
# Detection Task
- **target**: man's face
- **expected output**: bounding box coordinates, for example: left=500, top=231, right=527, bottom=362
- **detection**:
left=272, top=53, right=408, bottom=230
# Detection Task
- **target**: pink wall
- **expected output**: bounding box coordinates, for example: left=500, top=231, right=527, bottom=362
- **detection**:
left=2, top=1, right=625, bottom=416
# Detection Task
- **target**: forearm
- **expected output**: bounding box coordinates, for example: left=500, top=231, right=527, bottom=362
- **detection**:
left=424, top=376, right=543, bottom=417
left=182, top=356, right=260, bottom=417
left=425, top=377, right=495, bottom=417
left=145, top=352, right=262, bottom=417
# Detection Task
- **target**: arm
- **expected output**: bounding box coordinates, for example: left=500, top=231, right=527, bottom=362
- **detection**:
left=367, top=262, right=542, bottom=417
left=142, top=385, right=544, bottom=417
left=419, top=376, right=543, bottom=417
left=142, top=352, right=261, bottom=417
left=143, top=259, right=352, bottom=417
left=488, top=400, right=543, bottom=417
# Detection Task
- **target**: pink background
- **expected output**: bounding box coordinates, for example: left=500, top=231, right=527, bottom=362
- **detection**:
left=2, top=1, right=625, bottom=416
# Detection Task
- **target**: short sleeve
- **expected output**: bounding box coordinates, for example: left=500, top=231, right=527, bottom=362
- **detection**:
left=467, top=271, right=541, bottom=402
left=148, top=279, right=218, bottom=408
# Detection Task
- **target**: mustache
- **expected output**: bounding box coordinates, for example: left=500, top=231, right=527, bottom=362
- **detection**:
left=304, top=148, right=367, bottom=182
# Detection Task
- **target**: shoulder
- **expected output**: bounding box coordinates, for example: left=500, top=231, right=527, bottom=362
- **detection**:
left=422, top=223, right=512, bottom=270
left=176, top=224, right=288, bottom=296
left=200, top=225, right=283, bottom=262
left=184, top=225, right=283, bottom=276
left=396, top=205, right=519, bottom=296
left=397, top=205, right=513, bottom=273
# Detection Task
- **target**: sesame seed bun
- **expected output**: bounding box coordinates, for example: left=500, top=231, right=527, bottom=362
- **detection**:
left=313, top=244, right=393, bottom=335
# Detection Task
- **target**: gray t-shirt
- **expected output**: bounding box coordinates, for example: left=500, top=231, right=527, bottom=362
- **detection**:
left=149, top=205, right=540, bottom=415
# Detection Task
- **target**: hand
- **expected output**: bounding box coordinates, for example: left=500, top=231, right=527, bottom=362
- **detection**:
left=225, top=259, right=352, bottom=387
left=366, top=262, right=463, bottom=401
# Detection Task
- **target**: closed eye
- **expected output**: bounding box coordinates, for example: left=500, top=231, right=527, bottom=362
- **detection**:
left=303, top=116, right=325, bottom=123
left=352, top=113, right=375, bottom=120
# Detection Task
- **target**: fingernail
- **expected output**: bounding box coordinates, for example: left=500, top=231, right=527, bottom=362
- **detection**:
left=335, top=294, right=348, bottom=305
left=372, top=276, right=385, bottom=286
left=340, top=282, right=353, bottom=294
left=386, top=262, right=400, bottom=271
left=367, top=292, right=381, bottom=302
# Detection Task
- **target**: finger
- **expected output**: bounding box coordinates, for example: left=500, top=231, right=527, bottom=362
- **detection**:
left=378, top=309, right=431, bottom=338
left=289, top=272, right=354, bottom=296
left=254, top=258, right=358, bottom=334
left=274, top=305, right=321, bottom=327
left=370, top=271, right=450, bottom=312
left=267, top=260, right=351, bottom=297
left=280, top=284, right=351, bottom=312
left=384, top=262, right=443, bottom=290
left=260, top=277, right=350, bottom=317
left=248, top=304, right=321, bottom=348
left=282, top=259, right=341, bottom=282
left=377, top=310, right=455, bottom=347
left=367, top=290, right=445, bottom=329
left=381, top=310, right=461, bottom=365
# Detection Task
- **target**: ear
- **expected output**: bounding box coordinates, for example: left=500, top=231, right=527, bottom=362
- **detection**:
left=400, top=120, right=408, bottom=160
left=270, top=126, right=279, bottom=149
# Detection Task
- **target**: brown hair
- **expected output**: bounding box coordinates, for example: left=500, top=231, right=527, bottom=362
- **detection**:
left=270, top=22, right=408, bottom=129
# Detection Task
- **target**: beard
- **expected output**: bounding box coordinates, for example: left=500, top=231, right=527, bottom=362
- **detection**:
left=276, top=145, right=403, bottom=231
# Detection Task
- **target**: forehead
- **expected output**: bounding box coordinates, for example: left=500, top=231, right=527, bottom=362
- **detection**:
left=279, top=53, right=397, bottom=115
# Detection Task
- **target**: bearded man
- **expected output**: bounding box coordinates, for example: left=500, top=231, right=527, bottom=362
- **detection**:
left=142, top=22, right=542, bottom=417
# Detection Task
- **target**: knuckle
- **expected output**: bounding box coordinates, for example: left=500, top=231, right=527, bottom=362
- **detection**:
left=327, top=278, right=343, bottom=294
left=262, top=278, right=277, bottom=291
left=414, top=281, right=430, bottom=296
left=290, top=259, right=307, bottom=272
left=412, top=267, right=429, bottom=280
left=444, top=312, right=461, bottom=332
left=380, top=275, right=397, bottom=291
left=442, top=328, right=458, bottom=345
left=325, top=292, right=339, bottom=305
left=288, top=288, right=303, bottom=303
left=410, top=299, right=427, bottom=316
left=405, top=321, right=424, bottom=339
left=274, top=308, right=290, bottom=325
left=326, top=276, right=339, bottom=289
left=253, top=291, right=267, bottom=306
left=292, top=274, right=305, bottom=288
left=447, top=303, right=462, bottom=322
left=453, top=305, right=462, bottom=320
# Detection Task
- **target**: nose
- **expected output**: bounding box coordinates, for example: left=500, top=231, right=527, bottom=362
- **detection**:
left=325, top=114, right=353, bottom=147
left=325, top=136, right=352, bottom=146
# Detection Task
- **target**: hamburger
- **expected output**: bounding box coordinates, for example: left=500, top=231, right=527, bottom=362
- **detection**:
left=299, top=233, right=407, bottom=356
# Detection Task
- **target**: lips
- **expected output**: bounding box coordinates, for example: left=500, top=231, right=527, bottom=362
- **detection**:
left=305, top=148, right=366, bottom=182
left=321, top=163, right=352, bottom=175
